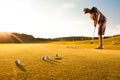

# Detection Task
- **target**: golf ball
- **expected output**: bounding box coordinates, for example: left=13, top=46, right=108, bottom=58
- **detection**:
left=15, top=59, right=20, bottom=64
left=42, top=56, right=47, bottom=60
left=47, top=56, right=50, bottom=60
left=56, top=53, right=59, bottom=57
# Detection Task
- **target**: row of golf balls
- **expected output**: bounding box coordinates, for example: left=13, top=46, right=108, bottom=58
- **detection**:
left=42, top=53, right=59, bottom=60
left=15, top=54, right=60, bottom=64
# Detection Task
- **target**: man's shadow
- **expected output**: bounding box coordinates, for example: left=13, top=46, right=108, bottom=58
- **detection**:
left=15, top=63, right=26, bottom=72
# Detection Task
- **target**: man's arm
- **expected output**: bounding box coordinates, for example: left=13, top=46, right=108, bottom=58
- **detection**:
left=90, top=12, right=100, bottom=27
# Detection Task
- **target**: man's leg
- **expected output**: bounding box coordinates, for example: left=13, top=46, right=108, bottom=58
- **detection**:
left=98, top=34, right=103, bottom=47
left=96, top=35, right=104, bottom=49
left=97, top=22, right=106, bottom=49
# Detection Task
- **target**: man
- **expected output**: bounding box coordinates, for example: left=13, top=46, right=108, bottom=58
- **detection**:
left=83, top=7, right=107, bottom=49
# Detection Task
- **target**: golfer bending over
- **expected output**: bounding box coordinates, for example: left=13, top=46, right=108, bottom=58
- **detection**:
left=84, top=7, right=107, bottom=49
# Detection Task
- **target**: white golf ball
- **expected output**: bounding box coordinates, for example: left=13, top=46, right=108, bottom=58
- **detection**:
left=56, top=53, right=59, bottom=57
left=42, top=56, right=47, bottom=60
left=47, top=56, right=50, bottom=60
left=15, top=59, right=20, bottom=64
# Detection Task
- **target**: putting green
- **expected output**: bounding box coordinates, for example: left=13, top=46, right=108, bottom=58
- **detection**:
left=0, top=41, right=120, bottom=80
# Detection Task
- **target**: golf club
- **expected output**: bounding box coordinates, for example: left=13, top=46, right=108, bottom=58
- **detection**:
left=90, top=27, right=96, bottom=44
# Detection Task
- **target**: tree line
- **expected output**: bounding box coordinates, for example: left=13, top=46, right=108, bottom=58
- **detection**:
left=0, top=32, right=115, bottom=43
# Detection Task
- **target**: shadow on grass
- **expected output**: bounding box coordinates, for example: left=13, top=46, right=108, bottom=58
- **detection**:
left=49, top=59, right=60, bottom=63
left=55, top=57, right=62, bottom=60
left=15, top=63, right=26, bottom=72
left=43, top=59, right=60, bottom=65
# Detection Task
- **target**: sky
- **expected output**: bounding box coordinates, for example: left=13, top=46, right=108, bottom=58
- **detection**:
left=0, top=0, right=120, bottom=38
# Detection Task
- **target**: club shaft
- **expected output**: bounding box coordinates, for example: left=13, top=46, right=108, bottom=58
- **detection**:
left=92, top=27, right=96, bottom=41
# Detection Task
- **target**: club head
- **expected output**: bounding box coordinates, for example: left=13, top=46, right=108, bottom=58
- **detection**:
left=90, top=41, right=93, bottom=44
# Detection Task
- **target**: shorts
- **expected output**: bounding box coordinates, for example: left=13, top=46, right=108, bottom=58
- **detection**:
left=98, top=19, right=107, bottom=35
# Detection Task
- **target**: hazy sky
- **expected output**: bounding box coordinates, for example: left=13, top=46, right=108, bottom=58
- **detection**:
left=0, top=0, right=120, bottom=38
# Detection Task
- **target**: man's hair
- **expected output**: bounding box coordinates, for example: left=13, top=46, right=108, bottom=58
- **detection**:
left=83, top=8, right=90, bottom=14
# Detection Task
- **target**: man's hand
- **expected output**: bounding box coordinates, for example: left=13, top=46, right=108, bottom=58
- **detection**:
left=94, top=24, right=96, bottom=27
left=94, top=21, right=97, bottom=27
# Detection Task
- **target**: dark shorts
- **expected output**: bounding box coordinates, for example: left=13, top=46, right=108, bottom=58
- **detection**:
left=98, top=19, right=107, bottom=35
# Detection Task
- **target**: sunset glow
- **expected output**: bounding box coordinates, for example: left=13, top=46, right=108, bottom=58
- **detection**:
left=0, top=0, right=119, bottom=38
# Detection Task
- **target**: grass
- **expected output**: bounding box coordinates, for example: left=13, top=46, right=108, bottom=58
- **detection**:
left=0, top=36, right=120, bottom=80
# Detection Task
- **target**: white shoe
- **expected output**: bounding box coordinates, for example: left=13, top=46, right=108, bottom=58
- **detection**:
left=95, top=46, right=104, bottom=49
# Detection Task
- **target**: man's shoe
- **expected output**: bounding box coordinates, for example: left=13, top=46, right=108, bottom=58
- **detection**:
left=95, top=46, right=104, bottom=49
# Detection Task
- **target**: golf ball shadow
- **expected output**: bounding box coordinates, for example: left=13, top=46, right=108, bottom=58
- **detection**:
left=55, top=57, right=62, bottom=60
left=15, top=60, right=26, bottom=72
